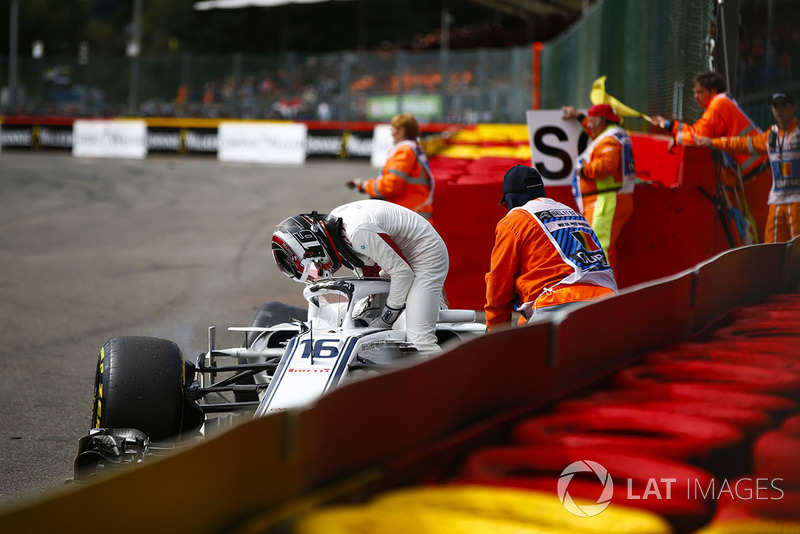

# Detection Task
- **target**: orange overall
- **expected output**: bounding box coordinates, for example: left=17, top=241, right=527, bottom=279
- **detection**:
left=363, top=140, right=434, bottom=223
left=712, top=118, right=800, bottom=242
left=671, top=93, right=771, bottom=240
left=574, top=122, right=635, bottom=272
left=485, top=198, right=617, bottom=331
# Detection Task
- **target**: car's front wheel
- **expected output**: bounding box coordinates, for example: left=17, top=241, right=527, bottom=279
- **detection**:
left=91, top=336, right=202, bottom=441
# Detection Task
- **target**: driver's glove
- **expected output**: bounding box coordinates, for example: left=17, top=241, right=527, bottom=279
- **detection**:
left=370, top=305, right=404, bottom=330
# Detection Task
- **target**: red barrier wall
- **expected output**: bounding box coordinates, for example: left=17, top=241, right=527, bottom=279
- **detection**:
left=436, top=136, right=735, bottom=310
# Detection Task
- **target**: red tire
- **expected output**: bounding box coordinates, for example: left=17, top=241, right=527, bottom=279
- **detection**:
left=555, top=399, right=773, bottom=436
left=570, top=386, right=797, bottom=415
left=643, top=348, right=800, bottom=373
left=726, top=309, right=800, bottom=324
left=712, top=320, right=800, bottom=338
left=513, top=406, right=743, bottom=461
left=612, top=362, right=800, bottom=396
left=703, top=337, right=800, bottom=357
left=781, top=415, right=800, bottom=434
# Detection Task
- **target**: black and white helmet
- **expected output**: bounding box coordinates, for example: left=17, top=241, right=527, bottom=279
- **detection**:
left=271, top=213, right=342, bottom=282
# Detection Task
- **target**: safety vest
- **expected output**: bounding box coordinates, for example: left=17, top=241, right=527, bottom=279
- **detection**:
left=767, top=119, right=800, bottom=205
left=513, top=198, right=618, bottom=316
left=572, top=125, right=636, bottom=212
left=375, top=140, right=434, bottom=219
left=675, top=93, right=768, bottom=180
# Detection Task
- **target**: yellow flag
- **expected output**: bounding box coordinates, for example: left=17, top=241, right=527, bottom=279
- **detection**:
left=590, top=75, right=652, bottom=123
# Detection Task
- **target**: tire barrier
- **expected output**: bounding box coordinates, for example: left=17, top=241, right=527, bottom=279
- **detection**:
left=712, top=292, right=800, bottom=339
left=555, top=399, right=774, bottom=436
left=512, top=407, right=743, bottom=462
left=725, top=292, right=800, bottom=318
left=712, top=322, right=800, bottom=338
left=642, top=349, right=800, bottom=374
left=725, top=308, right=800, bottom=324
left=612, top=362, right=800, bottom=396
left=292, top=485, right=673, bottom=534
left=652, top=337, right=800, bottom=359
left=564, top=386, right=797, bottom=415
left=455, top=446, right=713, bottom=526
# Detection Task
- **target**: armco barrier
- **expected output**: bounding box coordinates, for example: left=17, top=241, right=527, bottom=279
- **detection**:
left=2, top=241, right=800, bottom=532
left=691, top=243, right=787, bottom=330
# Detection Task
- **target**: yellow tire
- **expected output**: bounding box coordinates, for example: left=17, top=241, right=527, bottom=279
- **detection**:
left=294, top=485, right=672, bottom=534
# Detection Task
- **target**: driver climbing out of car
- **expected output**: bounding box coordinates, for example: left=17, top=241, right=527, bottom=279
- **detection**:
left=271, top=199, right=449, bottom=353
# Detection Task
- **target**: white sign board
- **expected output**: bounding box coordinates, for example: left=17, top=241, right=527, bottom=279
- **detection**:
left=370, top=124, right=394, bottom=169
left=217, top=122, right=307, bottom=165
left=72, top=120, right=147, bottom=159
left=526, top=110, right=589, bottom=187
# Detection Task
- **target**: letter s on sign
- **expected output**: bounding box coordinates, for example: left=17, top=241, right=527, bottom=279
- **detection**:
left=533, top=126, right=572, bottom=181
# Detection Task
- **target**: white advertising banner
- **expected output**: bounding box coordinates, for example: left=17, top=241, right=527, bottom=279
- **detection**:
left=370, top=124, right=394, bottom=168
left=525, top=110, right=589, bottom=187
left=217, top=122, right=307, bottom=165
left=72, top=120, right=147, bottom=159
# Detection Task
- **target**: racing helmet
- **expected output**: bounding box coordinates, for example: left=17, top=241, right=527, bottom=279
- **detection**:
left=271, top=213, right=342, bottom=282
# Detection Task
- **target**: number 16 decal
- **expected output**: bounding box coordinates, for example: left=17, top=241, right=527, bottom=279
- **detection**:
left=296, top=339, right=339, bottom=359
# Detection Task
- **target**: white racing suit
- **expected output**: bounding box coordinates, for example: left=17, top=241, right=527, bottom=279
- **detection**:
left=330, top=199, right=449, bottom=351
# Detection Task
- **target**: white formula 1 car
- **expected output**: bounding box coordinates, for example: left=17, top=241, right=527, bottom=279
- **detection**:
left=73, top=278, right=484, bottom=478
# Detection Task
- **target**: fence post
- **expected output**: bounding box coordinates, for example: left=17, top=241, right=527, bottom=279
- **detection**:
left=477, top=48, right=487, bottom=122
left=128, top=0, right=142, bottom=116
left=532, top=42, right=544, bottom=110
left=8, top=0, right=19, bottom=112
left=339, top=51, right=353, bottom=121
left=233, top=51, right=242, bottom=118
left=396, top=50, right=406, bottom=115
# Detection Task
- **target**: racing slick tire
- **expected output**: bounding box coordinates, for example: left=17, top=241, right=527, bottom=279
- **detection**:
left=92, top=336, right=201, bottom=441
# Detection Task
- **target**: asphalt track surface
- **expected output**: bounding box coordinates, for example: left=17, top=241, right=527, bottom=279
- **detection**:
left=0, top=152, right=367, bottom=508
